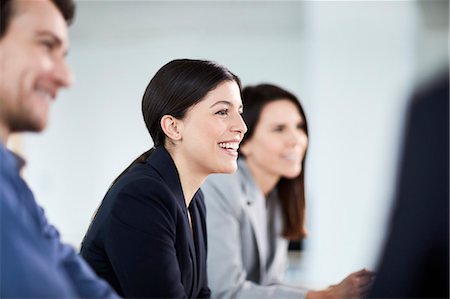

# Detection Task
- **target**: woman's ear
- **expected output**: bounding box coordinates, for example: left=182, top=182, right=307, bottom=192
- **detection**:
left=160, top=115, right=182, bottom=141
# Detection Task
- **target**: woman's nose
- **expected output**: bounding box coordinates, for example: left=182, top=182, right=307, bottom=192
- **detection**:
left=232, top=113, right=248, bottom=141
left=287, top=129, right=307, bottom=146
left=234, top=114, right=248, bottom=134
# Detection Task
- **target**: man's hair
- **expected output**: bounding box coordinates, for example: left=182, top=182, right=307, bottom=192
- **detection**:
left=0, top=0, right=76, bottom=38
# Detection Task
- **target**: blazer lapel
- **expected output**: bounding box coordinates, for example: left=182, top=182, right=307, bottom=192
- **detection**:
left=188, top=198, right=204, bottom=293
left=146, top=146, right=197, bottom=293
left=238, top=159, right=268, bottom=278
left=265, top=194, right=289, bottom=282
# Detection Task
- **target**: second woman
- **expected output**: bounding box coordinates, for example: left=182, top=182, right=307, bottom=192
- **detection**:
left=202, top=83, right=375, bottom=299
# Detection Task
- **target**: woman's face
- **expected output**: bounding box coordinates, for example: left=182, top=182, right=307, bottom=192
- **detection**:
left=177, top=80, right=247, bottom=176
left=241, top=99, right=308, bottom=182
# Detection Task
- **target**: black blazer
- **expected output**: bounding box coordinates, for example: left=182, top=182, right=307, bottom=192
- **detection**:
left=368, top=72, right=449, bottom=298
left=80, top=146, right=210, bottom=298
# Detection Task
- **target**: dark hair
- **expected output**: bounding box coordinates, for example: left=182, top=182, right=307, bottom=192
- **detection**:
left=240, top=84, right=308, bottom=240
left=111, top=59, right=241, bottom=186
left=0, top=0, right=76, bottom=38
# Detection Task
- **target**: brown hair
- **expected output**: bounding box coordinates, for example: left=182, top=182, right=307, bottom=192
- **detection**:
left=241, top=84, right=308, bottom=240
left=0, top=0, right=76, bottom=38
left=110, top=59, right=241, bottom=187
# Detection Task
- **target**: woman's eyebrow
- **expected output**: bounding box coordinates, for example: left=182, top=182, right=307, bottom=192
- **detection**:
left=209, top=100, right=243, bottom=111
left=209, top=100, right=232, bottom=108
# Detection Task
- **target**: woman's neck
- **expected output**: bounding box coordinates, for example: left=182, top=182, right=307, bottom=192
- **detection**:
left=170, top=151, right=206, bottom=208
left=245, top=159, right=280, bottom=197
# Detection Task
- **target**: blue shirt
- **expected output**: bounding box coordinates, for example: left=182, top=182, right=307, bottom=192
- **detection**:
left=0, top=142, right=118, bottom=298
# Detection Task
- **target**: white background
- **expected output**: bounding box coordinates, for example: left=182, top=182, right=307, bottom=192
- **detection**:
left=20, top=0, right=448, bottom=289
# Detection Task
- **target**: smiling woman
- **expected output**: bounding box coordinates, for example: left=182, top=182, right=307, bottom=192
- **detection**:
left=172, top=80, right=246, bottom=179
left=80, top=59, right=247, bottom=298
left=202, top=83, right=375, bottom=299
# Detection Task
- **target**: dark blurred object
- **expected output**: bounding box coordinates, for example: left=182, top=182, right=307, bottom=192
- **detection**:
left=288, top=239, right=303, bottom=251
left=369, top=72, right=449, bottom=298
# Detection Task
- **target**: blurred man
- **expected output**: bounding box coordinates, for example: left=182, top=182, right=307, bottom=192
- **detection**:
left=368, top=71, right=449, bottom=298
left=0, top=0, right=118, bottom=297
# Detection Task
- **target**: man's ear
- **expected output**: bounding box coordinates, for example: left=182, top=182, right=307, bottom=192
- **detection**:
left=160, top=115, right=182, bottom=141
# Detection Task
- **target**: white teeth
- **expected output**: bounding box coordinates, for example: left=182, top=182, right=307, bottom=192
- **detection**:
left=36, top=87, right=52, bottom=100
left=218, top=142, right=239, bottom=150
left=282, top=154, right=299, bottom=160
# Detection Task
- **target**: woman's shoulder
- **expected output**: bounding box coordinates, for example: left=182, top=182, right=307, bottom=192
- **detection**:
left=107, top=164, right=180, bottom=211
left=203, top=172, right=240, bottom=196
left=203, top=160, right=250, bottom=195
left=115, top=164, right=166, bottom=190
left=201, top=171, right=247, bottom=216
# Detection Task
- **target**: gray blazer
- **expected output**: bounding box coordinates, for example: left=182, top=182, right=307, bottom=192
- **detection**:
left=202, top=159, right=307, bottom=299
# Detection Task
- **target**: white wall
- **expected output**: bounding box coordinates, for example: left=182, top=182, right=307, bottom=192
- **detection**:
left=299, top=1, right=417, bottom=287
left=21, top=0, right=448, bottom=289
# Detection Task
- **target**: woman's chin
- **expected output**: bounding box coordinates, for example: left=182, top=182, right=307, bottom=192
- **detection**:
left=282, top=167, right=302, bottom=179
left=214, top=162, right=238, bottom=174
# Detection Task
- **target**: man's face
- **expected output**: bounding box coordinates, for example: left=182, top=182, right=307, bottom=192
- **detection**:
left=0, top=0, right=72, bottom=138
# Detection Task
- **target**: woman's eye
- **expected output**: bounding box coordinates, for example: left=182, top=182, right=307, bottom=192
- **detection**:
left=297, top=123, right=306, bottom=131
left=216, top=109, right=228, bottom=116
left=274, top=126, right=284, bottom=132
left=40, top=40, right=55, bottom=51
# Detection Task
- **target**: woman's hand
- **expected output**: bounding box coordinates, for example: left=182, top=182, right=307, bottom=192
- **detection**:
left=306, top=268, right=376, bottom=299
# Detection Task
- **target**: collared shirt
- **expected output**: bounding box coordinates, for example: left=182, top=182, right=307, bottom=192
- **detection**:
left=0, top=142, right=118, bottom=298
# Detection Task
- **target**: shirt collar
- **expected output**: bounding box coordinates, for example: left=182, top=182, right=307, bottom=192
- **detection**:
left=0, top=141, right=26, bottom=172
